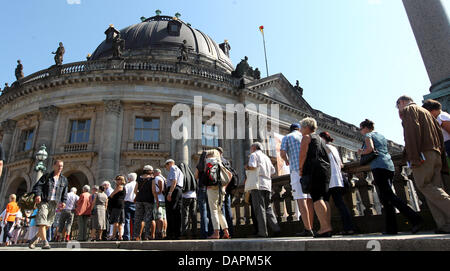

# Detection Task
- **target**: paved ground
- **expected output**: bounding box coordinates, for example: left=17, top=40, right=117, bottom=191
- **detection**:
left=1, top=232, right=449, bottom=251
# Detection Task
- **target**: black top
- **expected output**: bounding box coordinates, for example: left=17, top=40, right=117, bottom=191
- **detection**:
left=303, top=134, right=331, bottom=181
left=196, top=152, right=208, bottom=188
left=135, top=176, right=155, bottom=203
left=109, top=188, right=126, bottom=209
left=0, top=144, right=4, bottom=161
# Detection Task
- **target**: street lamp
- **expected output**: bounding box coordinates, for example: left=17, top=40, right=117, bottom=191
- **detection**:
left=35, top=144, right=48, bottom=182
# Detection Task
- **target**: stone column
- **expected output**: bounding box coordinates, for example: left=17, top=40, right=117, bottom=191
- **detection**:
left=1, top=119, right=17, bottom=162
left=403, top=0, right=450, bottom=86
left=98, top=100, right=122, bottom=182
left=179, top=124, right=190, bottom=167
left=38, top=105, right=59, bottom=156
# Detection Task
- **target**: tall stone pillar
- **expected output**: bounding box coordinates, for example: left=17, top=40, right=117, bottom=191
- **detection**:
left=403, top=0, right=450, bottom=109
left=38, top=105, right=59, bottom=156
left=1, top=119, right=17, bottom=163
left=179, top=124, right=190, bottom=167
left=98, top=100, right=122, bottom=182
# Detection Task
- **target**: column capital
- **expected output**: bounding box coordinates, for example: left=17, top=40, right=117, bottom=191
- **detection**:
left=1, top=119, right=17, bottom=134
left=39, top=105, right=59, bottom=121
left=103, top=100, right=122, bottom=115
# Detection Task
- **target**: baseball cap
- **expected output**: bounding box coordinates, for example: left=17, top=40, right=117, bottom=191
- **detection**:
left=290, top=123, right=301, bottom=131
left=143, top=165, right=153, bottom=171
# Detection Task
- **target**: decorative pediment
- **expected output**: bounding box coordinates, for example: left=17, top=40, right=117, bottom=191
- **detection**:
left=245, top=73, right=315, bottom=115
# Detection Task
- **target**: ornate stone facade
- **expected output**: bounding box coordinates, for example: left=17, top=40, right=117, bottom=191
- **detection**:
left=0, top=14, right=403, bottom=207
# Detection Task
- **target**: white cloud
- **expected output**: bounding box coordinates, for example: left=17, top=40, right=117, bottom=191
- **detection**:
left=67, top=0, right=81, bottom=4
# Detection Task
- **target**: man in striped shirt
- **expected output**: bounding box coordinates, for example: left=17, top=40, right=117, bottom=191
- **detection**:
left=280, top=123, right=314, bottom=237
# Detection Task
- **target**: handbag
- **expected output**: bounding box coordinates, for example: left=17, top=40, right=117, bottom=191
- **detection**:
left=360, top=150, right=379, bottom=166
left=244, top=168, right=260, bottom=192
left=300, top=175, right=312, bottom=194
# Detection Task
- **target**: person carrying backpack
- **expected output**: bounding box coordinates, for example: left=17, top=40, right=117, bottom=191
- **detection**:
left=205, top=149, right=232, bottom=239
left=216, top=147, right=238, bottom=238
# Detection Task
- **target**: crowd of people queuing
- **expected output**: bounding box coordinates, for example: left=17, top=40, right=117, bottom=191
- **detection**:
left=0, top=96, right=449, bottom=249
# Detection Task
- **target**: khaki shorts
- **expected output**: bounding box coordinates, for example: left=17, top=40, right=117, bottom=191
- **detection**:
left=153, top=202, right=166, bottom=220
left=35, top=201, right=58, bottom=227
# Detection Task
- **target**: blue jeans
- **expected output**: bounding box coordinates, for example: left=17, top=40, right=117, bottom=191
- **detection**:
left=221, top=192, right=234, bottom=237
left=123, top=201, right=136, bottom=241
left=197, top=187, right=213, bottom=238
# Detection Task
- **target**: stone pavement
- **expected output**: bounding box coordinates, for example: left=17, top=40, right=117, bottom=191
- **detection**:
left=1, top=232, right=449, bottom=251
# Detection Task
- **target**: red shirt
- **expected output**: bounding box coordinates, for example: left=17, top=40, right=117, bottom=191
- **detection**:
left=75, top=192, right=91, bottom=216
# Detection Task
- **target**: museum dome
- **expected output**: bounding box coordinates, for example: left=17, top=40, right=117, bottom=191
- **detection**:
left=89, top=15, right=234, bottom=72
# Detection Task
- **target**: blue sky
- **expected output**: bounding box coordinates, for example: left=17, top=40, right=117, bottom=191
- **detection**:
left=0, top=0, right=449, bottom=145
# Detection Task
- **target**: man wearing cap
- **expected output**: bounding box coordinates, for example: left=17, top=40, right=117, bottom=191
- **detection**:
left=280, top=123, right=314, bottom=237
left=164, top=159, right=184, bottom=240
left=133, top=165, right=155, bottom=240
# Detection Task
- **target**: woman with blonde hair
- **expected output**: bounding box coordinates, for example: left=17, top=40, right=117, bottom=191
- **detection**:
left=298, top=117, right=333, bottom=238
left=205, top=149, right=231, bottom=239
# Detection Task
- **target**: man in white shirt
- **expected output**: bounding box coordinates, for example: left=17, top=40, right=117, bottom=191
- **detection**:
left=164, top=159, right=184, bottom=240
left=58, top=187, right=79, bottom=242
left=246, top=142, right=281, bottom=238
left=123, top=173, right=137, bottom=241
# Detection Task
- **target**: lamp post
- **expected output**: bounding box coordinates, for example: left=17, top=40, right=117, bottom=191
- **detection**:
left=35, top=144, right=48, bottom=183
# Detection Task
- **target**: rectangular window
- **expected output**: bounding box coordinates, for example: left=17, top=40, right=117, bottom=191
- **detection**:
left=21, top=129, right=34, bottom=152
left=134, top=117, right=160, bottom=142
left=202, top=123, right=219, bottom=147
left=69, top=120, right=91, bottom=143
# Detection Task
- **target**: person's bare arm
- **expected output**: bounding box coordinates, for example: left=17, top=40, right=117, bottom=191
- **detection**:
left=361, top=137, right=375, bottom=155
left=298, top=135, right=311, bottom=176
left=280, top=150, right=289, bottom=166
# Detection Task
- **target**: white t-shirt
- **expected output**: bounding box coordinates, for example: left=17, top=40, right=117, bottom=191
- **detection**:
left=64, top=192, right=79, bottom=211
left=438, top=111, right=450, bottom=142
left=124, top=181, right=137, bottom=203
left=50, top=176, right=60, bottom=201
left=326, top=144, right=344, bottom=189
left=248, top=150, right=275, bottom=192
left=183, top=191, right=197, bottom=199
left=154, top=176, right=166, bottom=203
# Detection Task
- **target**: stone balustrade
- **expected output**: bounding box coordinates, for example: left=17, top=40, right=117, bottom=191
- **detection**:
left=230, top=153, right=445, bottom=236
left=1, top=58, right=240, bottom=100
left=66, top=153, right=450, bottom=240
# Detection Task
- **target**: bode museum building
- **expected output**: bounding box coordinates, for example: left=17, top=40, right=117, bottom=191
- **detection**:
left=0, top=13, right=401, bottom=206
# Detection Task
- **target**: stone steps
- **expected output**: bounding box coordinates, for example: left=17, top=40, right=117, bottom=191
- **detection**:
left=7, top=232, right=450, bottom=251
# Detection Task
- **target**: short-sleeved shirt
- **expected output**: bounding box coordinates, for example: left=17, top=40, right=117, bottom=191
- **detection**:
left=64, top=192, right=79, bottom=211
left=153, top=176, right=166, bottom=203
left=124, top=181, right=137, bottom=203
left=280, top=130, right=302, bottom=172
left=364, top=132, right=395, bottom=172
left=438, top=111, right=450, bottom=142
left=248, top=150, right=276, bottom=192
left=6, top=202, right=19, bottom=222
left=167, top=165, right=184, bottom=189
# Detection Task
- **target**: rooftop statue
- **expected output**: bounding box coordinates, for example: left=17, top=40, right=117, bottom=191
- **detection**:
left=253, top=68, right=261, bottom=80
left=112, top=33, right=125, bottom=59
left=52, top=42, right=65, bottom=66
left=232, top=56, right=250, bottom=78
left=15, top=60, right=24, bottom=80
left=178, top=40, right=189, bottom=62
